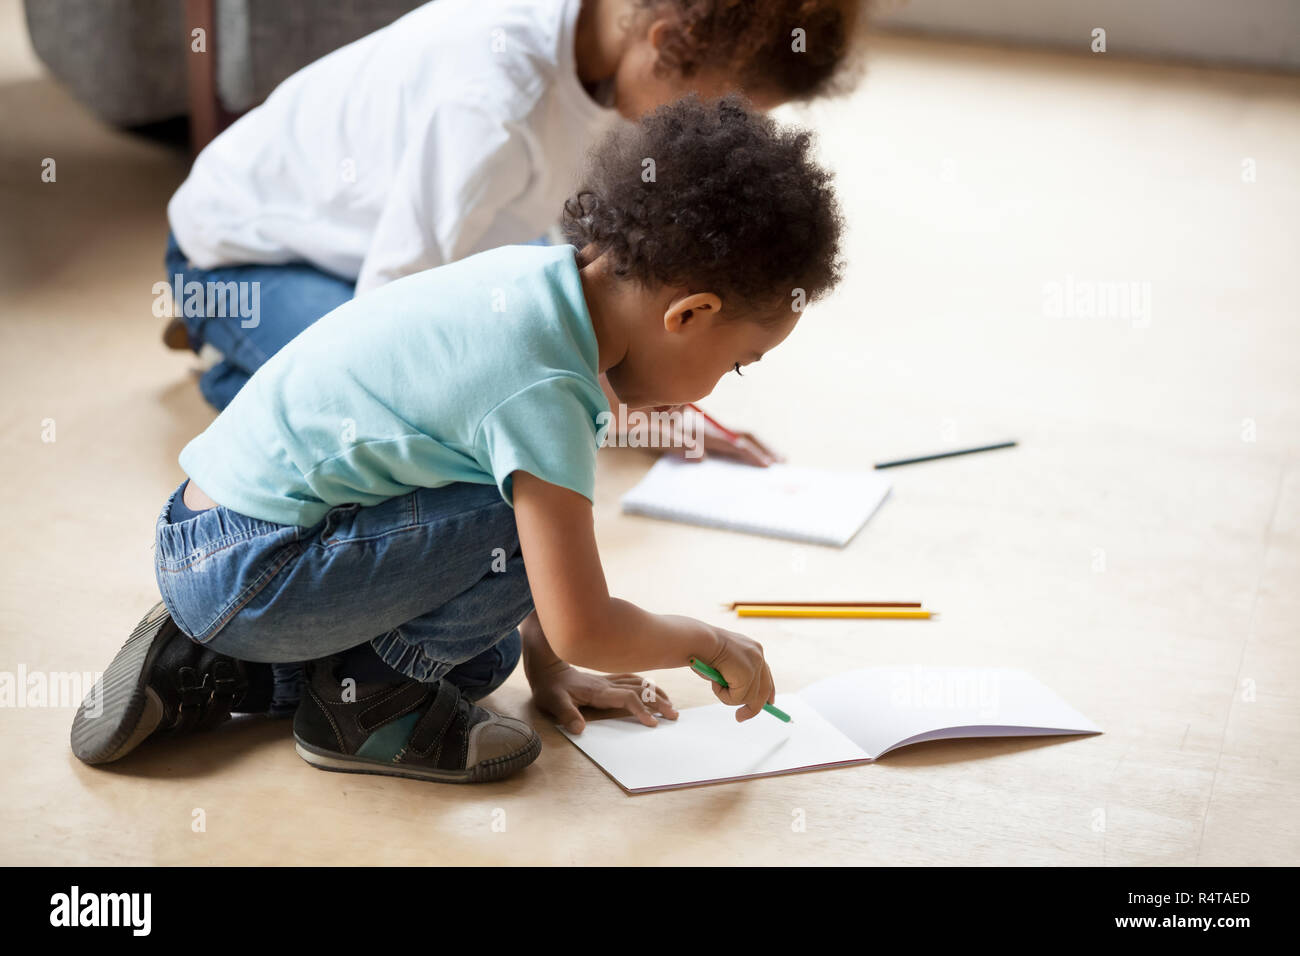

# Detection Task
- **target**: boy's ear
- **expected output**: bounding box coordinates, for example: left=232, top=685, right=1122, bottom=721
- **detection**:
left=647, top=19, right=671, bottom=53
left=664, top=292, right=722, bottom=332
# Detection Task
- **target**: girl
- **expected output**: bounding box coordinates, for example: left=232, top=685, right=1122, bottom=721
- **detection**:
left=164, top=0, right=860, bottom=418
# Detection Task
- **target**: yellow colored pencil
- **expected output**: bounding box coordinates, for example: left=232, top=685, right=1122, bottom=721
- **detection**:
left=734, top=605, right=934, bottom=619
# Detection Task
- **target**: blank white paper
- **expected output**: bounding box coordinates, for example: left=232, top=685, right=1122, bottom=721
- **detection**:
left=799, top=666, right=1102, bottom=759
left=619, top=457, right=892, bottom=547
left=558, top=694, right=870, bottom=794
left=560, top=667, right=1101, bottom=793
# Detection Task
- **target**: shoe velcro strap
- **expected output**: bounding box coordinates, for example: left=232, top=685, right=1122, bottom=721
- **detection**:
left=405, top=681, right=463, bottom=759
left=194, top=661, right=244, bottom=730
left=434, top=701, right=472, bottom=771
left=172, top=666, right=208, bottom=733
left=357, top=681, right=432, bottom=734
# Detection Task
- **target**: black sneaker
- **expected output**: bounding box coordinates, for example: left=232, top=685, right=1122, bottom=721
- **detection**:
left=293, top=657, right=540, bottom=783
left=70, top=602, right=272, bottom=764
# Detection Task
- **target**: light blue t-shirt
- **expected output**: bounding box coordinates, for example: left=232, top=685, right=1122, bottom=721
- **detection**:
left=179, top=245, right=609, bottom=528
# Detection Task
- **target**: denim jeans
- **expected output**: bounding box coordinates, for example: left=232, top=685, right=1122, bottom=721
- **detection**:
left=153, top=480, right=531, bottom=704
left=164, top=233, right=354, bottom=411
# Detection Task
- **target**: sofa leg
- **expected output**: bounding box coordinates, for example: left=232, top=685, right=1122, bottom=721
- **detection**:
left=185, top=0, right=220, bottom=154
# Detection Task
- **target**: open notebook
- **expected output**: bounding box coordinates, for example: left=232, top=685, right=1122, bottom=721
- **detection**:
left=620, top=457, right=892, bottom=546
left=559, top=667, right=1101, bottom=794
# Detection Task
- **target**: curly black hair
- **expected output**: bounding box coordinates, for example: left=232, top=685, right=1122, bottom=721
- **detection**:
left=635, top=0, right=864, bottom=101
left=562, top=94, right=844, bottom=318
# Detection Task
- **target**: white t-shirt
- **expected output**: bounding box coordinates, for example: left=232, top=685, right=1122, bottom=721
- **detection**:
left=167, top=0, right=621, bottom=294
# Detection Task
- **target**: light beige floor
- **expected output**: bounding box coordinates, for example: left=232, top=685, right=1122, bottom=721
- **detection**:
left=2, top=6, right=1297, bottom=864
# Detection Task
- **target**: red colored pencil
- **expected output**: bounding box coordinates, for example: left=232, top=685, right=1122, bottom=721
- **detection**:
left=686, top=402, right=745, bottom=444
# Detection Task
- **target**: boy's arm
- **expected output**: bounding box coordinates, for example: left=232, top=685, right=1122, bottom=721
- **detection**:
left=520, top=611, right=678, bottom=732
left=519, top=611, right=566, bottom=676
left=512, top=471, right=775, bottom=721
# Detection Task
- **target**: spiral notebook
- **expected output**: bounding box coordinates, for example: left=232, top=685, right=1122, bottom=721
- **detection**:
left=560, top=667, right=1102, bottom=794
left=620, top=457, right=892, bottom=547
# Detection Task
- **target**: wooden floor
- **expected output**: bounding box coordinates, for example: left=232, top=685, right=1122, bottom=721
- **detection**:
left=2, top=4, right=1297, bottom=864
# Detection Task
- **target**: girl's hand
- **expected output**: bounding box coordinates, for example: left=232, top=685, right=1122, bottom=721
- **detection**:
left=532, top=663, right=678, bottom=734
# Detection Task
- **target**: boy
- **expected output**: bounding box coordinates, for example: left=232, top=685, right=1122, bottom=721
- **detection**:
left=164, top=0, right=860, bottom=410
left=73, top=95, right=844, bottom=783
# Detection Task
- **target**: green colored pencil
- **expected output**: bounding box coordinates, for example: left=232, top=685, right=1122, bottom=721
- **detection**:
left=689, top=657, right=792, bottom=723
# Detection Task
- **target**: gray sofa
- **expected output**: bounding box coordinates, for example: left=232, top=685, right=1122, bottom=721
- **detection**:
left=23, top=0, right=424, bottom=146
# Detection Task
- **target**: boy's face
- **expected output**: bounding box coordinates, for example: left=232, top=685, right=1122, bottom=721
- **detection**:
left=607, top=297, right=800, bottom=409
left=612, top=24, right=781, bottom=119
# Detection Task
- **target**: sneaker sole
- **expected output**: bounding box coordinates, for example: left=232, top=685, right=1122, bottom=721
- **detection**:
left=293, top=733, right=541, bottom=784
left=69, top=603, right=172, bottom=765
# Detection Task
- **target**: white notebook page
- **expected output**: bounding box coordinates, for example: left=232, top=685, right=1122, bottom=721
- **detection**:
left=620, top=457, right=892, bottom=547
left=559, top=667, right=1100, bottom=793
left=558, top=695, right=869, bottom=794
left=799, top=667, right=1102, bottom=759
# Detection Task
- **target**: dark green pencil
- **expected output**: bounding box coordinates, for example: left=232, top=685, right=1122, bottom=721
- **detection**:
left=874, top=440, right=1018, bottom=469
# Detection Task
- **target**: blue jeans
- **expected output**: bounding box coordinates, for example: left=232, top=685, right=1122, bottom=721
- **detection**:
left=153, top=481, right=531, bottom=703
left=164, top=233, right=354, bottom=411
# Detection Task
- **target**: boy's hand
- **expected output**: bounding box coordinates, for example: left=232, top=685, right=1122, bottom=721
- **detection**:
left=532, top=662, right=677, bottom=734
left=697, top=627, right=775, bottom=722
left=698, top=427, right=781, bottom=467
left=595, top=374, right=780, bottom=468
left=669, top=406, right=781, bottom=467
